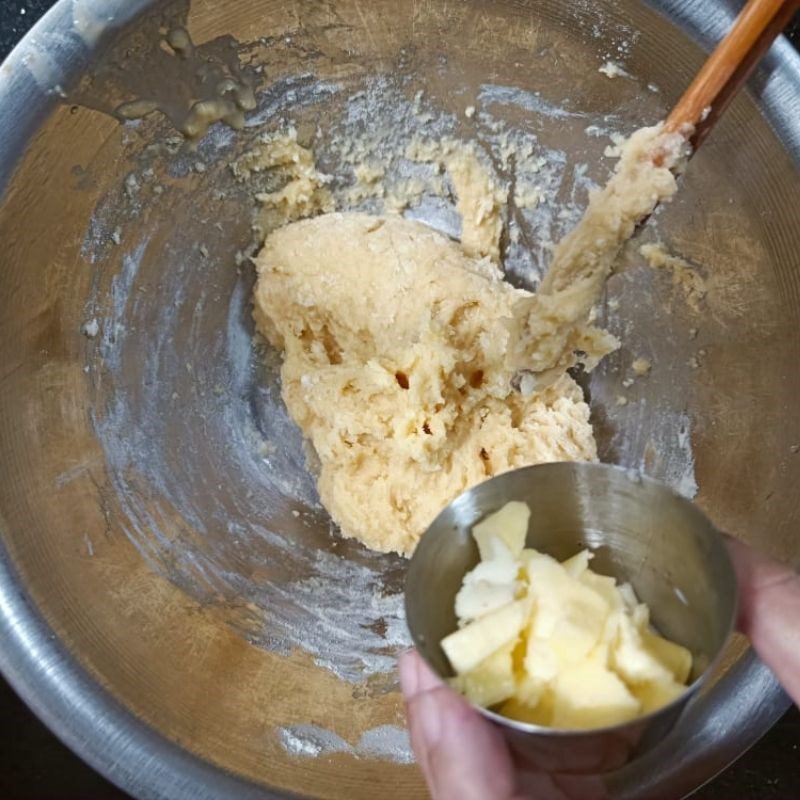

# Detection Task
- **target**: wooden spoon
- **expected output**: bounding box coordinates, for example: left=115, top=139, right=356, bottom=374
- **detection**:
left=509, top=0, right=797, bottom=388
left=665, top=0, right=800, bottom=150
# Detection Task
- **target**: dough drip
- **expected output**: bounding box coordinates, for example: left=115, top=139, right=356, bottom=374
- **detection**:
left=506, top=125, right=689, bottom=388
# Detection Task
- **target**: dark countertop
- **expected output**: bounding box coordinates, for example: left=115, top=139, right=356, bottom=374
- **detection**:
left=1, top=1, right=798, bottom=798
left=0, top=0, right=51, bottom=56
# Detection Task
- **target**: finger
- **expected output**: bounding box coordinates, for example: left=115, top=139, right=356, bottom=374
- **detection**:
left=399, top=650, right=433, bottom=778
left=400, top=651, right=519, bottom=800
left=727, top=536, right=800, bottom=703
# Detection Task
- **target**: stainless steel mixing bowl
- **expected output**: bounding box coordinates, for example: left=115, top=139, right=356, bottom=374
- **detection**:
left=406, top=462, right=738, bottom=776
left=0, top=1, right=798, bottom=798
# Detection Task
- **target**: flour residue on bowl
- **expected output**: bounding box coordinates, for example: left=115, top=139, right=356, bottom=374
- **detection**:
left=277, top=723, right=414, bottom=764
left=84, top=54, right=700, bottom=693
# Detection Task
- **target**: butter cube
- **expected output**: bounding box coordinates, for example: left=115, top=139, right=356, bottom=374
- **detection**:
left=526, top=563, right=610, bottom=669
left=632, top=603, right=650, bottom=629
left=473, top=501, right=530, bottom=560
left=550, top=585, right=609, bottom=664
left=580, top=570, right=623, bottom=611
left=562, top=549, right=593, bottom=578
left=612, top=613, right=673, bottom=686
left=599, top=609, right=623, bottom=647
left=552, top=660, right=641, bottom=729
left=515, top=673, right=546, bottom=707
left=442, top=599, right=528, bottom=675
left=521, top=549, right=563, bottom=584
left=618, top=582, right=639, bottom=610
left=452, top=644, right=516, bottom=707
left=500, top=692, right=554, bottom=726
left=642, top=629, right=692, bottom=684
left=587, top=638, right=612, bottom=668
left=455, top=550, right=520, bottom=621
left=524, top=635, right=559, bottom=684
left=465, top=547, right=518, bottom=584
left=455, top=578, right=518, bottom=622
left=632, top=677, right=686, bottom=714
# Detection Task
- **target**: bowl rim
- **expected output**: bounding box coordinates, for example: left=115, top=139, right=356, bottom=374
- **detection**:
left=0, top=535, right=290, bottom=800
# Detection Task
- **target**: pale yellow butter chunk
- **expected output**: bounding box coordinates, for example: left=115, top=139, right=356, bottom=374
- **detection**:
left=473, top=501, right=531, bottom=560
left=526, top=591, right=610, bottom=674
left=632, top=677, right=687, bottom=714
left=579, top=570, right=624, bottom=612
left=612, top=613, right=675, bottom=686
left=547, top=599, right=608, bottom=667
left=455, top=539, right=521, bottom=621
left=523, top=552, right=611, bottom=666
left=455, top=573, right=519, bottom=623
left=641, top=629, right=693, bottom=684
left=442, top=599, right=529, bottom=675
left=515, top=672, right=547, bottom=708
left=520, top=547, right=560, bottom=583
left=618, top=582, right=639, bottom=610
left=500, top=693, right=555, bottom=727
left=444, top=501, right=693, bottom=729
left=523, top=636, right=559, bottom=684
left=451, top=644, right=516, bottom=707
left=562, top=549, right=593, bottom=578
left=520, top=547, right=560, bottom=574
left=552, top=659, right=641, bottom=729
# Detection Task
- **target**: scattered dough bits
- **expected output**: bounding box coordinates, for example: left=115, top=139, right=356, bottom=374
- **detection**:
left=441, top=502, right=692, bottom=730
left=598, top=61, right=630, bottom=79
left=639, top=242, right=707, bottom=312
left=232, top=127, right=333, bottom=230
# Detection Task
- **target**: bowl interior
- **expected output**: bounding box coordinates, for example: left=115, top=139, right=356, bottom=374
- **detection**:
left=0, top=0, right=798, bottom=798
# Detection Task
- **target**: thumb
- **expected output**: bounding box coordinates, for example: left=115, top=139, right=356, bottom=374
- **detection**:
left=399, top=650, right=519, bottom=800
left=727, top=537, right=800, bottom=703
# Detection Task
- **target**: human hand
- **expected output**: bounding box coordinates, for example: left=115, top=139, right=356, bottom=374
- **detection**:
left=399, top=650, right=605, bottom=800
left=399, top=649, right=521, bottom=800
left=400, top=538, right=800, bottom=799
left=726, top=536, right=800, bottom=702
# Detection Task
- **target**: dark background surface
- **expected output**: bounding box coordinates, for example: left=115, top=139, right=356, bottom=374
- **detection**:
left=0, top=0, right=799, bottom=798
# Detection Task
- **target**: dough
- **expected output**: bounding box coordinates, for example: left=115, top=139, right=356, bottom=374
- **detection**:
left=406, top=138, right=506, bottom=262
left=254, top=214, right=596, bottom=556
left=252, top=122, right=689, bottom=556
left=506, top=124, right=689, bottom=385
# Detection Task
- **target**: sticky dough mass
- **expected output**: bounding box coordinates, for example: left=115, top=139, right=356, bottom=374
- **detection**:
left=254, top=213, right=596, bottom=556
left=253, top=124, right=687, bottom=556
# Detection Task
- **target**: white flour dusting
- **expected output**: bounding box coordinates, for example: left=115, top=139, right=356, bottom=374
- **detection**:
left=671, top=414, right=699, bottom=498
left=278, top=724, right=414, bottom=764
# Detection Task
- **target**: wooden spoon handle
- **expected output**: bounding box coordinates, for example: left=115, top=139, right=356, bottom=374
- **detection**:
left=666, top=0, right=800, bottom=149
